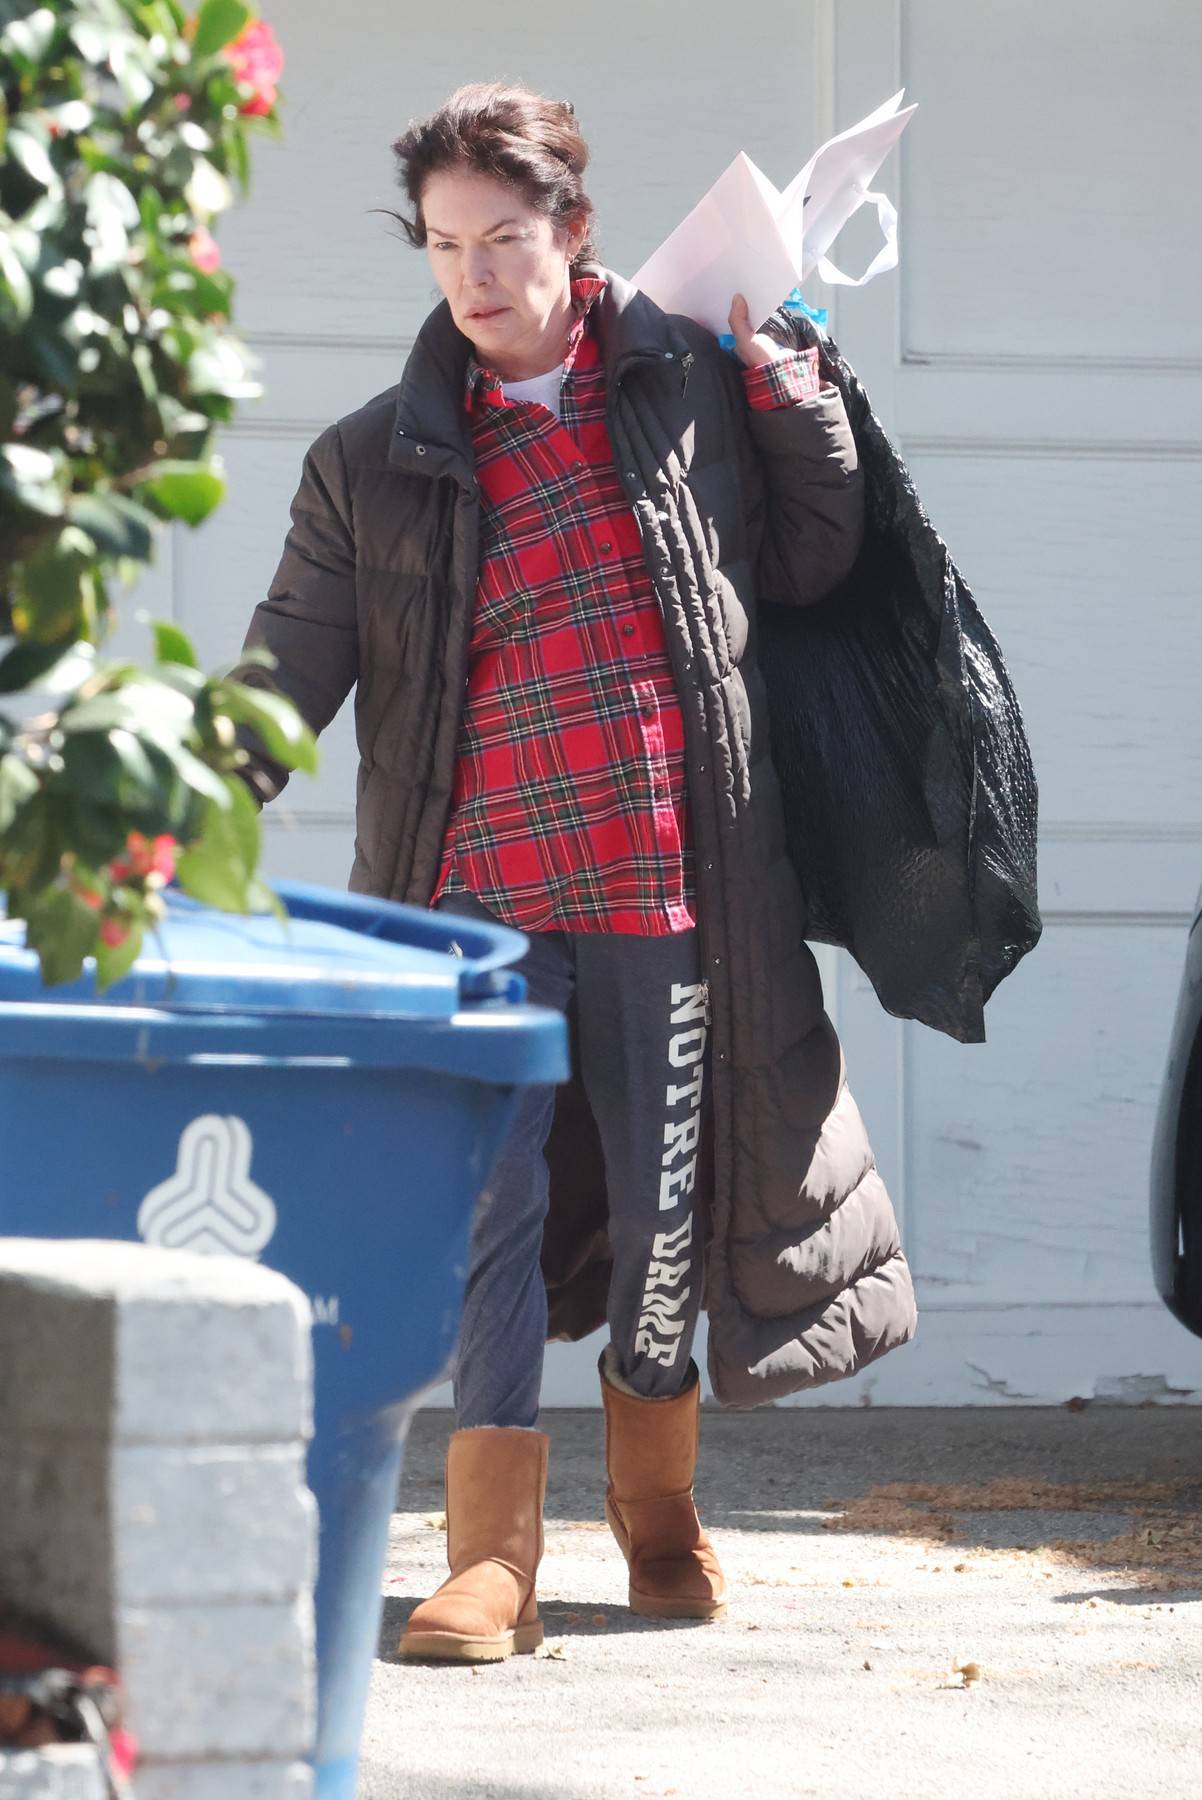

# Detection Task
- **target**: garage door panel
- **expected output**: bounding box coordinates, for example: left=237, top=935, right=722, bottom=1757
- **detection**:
left=900, top=0, right=1200, bottom=363
left=259, top=815, right=356, bottom=891
left=220, top=0, right=822, bottom=343
left=905, top=450, right=1202, bottom=827
left=903, top=921, right=1186, bottom=1304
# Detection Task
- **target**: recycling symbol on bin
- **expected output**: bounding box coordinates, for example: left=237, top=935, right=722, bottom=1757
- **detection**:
left=137, top=1115, right=278, bottom=1258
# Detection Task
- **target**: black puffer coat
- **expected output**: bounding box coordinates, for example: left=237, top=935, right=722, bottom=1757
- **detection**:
left=242, top=266, right=920, bottom=1405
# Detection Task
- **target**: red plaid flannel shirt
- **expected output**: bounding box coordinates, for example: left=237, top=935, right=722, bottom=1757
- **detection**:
left=435, top=275, right=824, bottom=935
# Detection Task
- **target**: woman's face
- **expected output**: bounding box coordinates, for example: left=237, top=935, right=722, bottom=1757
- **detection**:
left=421, top=167, right=584, bottom=380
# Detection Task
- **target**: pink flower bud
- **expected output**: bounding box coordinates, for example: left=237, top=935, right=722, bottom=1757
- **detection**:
left=100, top=918, right=131, bottom=949
left=189, top=226, right=222, bottom=274
left=225, top=19, right=284, bottom=117
left=149, top=835, right=177, bottom=883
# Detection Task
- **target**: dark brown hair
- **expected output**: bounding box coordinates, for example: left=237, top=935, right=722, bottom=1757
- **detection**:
left=388, top=82, right=600, bottom=268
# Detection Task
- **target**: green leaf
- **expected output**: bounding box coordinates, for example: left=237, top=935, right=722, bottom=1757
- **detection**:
left=245, top=875, right=286, bottom=920
left=151, top=620, right=198, bottom=668
left=142, top=460, right=225, bottom=525
left=15, top=539, right=91, bottom=642
left=187, top=337, right=259, bottom=401
left=23, top=884, right=100, bottom=989
left=222, top=768, right=260, bottom=867
left=0, top=231, right=33, bottom=324
left=0, top=442, right=63, bottom=516
left=0, top=752, right=39, bottom=834
left=6, top=127, right=62, bottom=200
left=0, top=9, right=59, bottom=71
left=185, top=156, right=232, bottom=218
left=42, top=99, right=93, bottom=136
left=138, top=185, right=162, bottom=234
left=61, top=677, right=193, bottom=739
left=175, top=775, right=260, bottom=912
left=25, top=316, right=81, bottom=388
left=191, top=0, right=251, bottom=59
left=56, top=728, right=167, bottom=812
left=83, top=171, right=138, bottom=272
left=109, top=33, right=156, bottom=111
left=153, top=661, right=206, bottom=698
left=228, top=121, right=250, bottom=194
left=224, top=644, right=277, bottom=674
left=95, top=917, right=145, bottom=991
left=219, top=682, right=318, bottom=775
left=67, top=493, right=156, bottom=561
left=158, top=738, right=231, bottom=806
left=0, top=638, right=94, bottom=696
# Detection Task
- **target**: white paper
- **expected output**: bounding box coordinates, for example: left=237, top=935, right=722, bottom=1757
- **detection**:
left=631, top=92, right=917, bottom=336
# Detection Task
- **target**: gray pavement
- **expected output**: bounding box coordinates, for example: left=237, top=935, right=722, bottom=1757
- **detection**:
left=361, top=1406, right=1202, bottom=1800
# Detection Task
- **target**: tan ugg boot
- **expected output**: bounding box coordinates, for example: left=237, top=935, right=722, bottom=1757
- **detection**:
left=397, top=1426, right=549, bottom=1663
left=599, top=1346, right=728, bottom=1620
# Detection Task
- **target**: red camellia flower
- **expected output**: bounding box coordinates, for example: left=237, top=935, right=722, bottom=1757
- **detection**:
left=224, top=19, right=284, bottom=117
left=110, top=832, right=177, bottom=885
left=189, top=226, right=221, bottom=274
left=100, top=918, right=132, bottom=949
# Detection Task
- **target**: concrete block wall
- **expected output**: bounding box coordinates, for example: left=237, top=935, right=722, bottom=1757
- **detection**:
left=0, top=1240, right=316, bottom=1799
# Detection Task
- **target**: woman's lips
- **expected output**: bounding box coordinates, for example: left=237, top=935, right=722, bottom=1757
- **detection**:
left=468, top=306, right=508, bottom=321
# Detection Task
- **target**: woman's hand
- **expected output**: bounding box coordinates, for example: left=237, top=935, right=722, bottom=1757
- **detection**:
left=727, top=293, right=790, bottom=369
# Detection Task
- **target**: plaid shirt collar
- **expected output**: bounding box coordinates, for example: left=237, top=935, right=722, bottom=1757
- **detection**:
left=463, top=275, right=607, bottom=415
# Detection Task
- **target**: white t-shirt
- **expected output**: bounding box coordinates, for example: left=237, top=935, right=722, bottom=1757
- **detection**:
left=501, top=364, right=565, bottom=420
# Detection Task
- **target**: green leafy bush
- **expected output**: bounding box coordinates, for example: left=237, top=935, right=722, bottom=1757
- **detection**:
left=0, top=0, right=314, bottom=987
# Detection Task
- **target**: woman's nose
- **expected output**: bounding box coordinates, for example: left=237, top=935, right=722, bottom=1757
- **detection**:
left=462, top=249, right=492, bottom=287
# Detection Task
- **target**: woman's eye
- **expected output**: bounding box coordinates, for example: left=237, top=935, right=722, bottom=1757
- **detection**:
left=433, top=242, right=455, bottom=252
left=493, top=236, right=513, bottom=245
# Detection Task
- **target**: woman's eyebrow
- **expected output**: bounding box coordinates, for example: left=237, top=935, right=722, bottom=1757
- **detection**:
left=426, top=217, right=522, bottom=238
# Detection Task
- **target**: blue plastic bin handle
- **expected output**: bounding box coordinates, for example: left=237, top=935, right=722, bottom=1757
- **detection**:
left=272, top=882, right=530, bottom=1003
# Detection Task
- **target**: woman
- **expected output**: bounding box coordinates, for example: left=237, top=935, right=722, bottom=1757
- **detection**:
left=240, top=82, right=917, bottom=1665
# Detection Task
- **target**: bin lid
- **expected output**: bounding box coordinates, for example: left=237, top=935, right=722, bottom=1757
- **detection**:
left=0, top=883, right=569, bottom=1080
left=0, top=882, right=533, bottom=1019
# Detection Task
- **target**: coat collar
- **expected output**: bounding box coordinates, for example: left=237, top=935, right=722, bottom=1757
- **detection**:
left=388, top=264, right=693, bottom=483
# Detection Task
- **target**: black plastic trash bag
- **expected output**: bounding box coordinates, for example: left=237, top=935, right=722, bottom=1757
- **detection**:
left=759, top=312, right=1041, bottom=1043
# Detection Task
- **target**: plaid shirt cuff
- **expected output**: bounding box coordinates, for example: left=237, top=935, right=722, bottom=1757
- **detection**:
left=741, top=345, right=823, bottom=409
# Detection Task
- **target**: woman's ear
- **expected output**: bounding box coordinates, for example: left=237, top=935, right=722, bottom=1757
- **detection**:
left=566, top=214, right=588, bottom=261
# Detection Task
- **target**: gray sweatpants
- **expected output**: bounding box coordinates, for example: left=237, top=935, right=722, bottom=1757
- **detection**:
left=437, top=891, right=709, bottom=1429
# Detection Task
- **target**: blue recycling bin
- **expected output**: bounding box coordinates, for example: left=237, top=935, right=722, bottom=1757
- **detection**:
left=0, top=882, right=568, bottom=1799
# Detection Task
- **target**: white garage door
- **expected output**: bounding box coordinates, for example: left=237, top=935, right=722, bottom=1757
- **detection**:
left=158, top=0, right=1202, bottom=1404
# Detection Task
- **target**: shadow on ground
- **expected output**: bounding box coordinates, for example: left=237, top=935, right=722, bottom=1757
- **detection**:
left=396, top=1404, right=1202, bottom=1595
left=376, top=1592, right=727, bottom=1661
left=358, top=1763, right=600, bottom=1800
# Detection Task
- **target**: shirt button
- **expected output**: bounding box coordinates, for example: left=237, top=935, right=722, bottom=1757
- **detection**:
left=622, top=623, right=635, bottom=638
left=600, top=540, right=613, bottom=554
left=572, top=459, right=585, bottom=472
